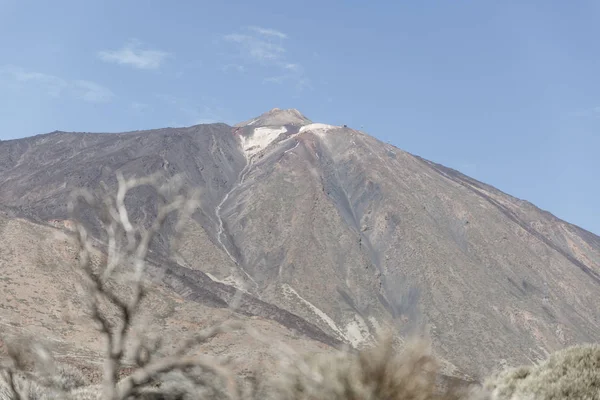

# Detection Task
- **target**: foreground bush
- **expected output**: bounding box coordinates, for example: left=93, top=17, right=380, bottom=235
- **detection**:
left=481, top=344, right=600, bottom=400
left=3, top=339, right=600, bottom=399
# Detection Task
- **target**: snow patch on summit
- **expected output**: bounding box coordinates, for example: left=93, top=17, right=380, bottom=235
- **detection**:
left=240, top=126, right=287, bottom=158
left=299, top=123, right=337, bottom=138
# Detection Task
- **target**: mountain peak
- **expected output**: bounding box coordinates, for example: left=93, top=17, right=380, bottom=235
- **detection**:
left=235, top=108, right=312, bottom=128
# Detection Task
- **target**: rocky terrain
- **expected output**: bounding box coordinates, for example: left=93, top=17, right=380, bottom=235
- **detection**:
left=0, top=107, right=599, bottom=382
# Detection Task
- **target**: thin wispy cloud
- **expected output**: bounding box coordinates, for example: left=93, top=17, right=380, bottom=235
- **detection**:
left=248, top=26, right=287, bottom=39
left=98, top=39, right=170, bottom=70
left=283, top=63, right=301, bottom=72
left=263, top=76, right=286, bottom=84
left=263, top=63, right=312, bottom=91
left=224, top=32, right=285, bottom=63
left=223, top=26, right=311, bottom=91
left=222, top=63, right=246, bottom=73
left=0, top=65, right=67, bottom=97
left=0, top=65, right=113, bottom=103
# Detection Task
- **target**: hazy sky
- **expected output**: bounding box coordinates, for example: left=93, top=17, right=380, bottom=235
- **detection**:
left=0, top=1, right=598, bottom=234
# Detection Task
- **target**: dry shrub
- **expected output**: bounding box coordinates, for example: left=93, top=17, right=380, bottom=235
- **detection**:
left=262, top=335, right=477, bottom=400
left=482, top=344, right=600, bottom=400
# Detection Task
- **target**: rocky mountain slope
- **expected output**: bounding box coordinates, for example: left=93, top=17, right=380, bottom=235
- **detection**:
left=0, top=108, right=599, bottom=381
left=0, top=209, right=334, bottom=384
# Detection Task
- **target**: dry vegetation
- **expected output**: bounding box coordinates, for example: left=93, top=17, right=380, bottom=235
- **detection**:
left=1, top=172, right=599, bottom=399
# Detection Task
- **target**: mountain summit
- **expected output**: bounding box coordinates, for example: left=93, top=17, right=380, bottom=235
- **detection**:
left=0, top=109, right=599, bottom=381
left=235, top=108, right=312, bottom=128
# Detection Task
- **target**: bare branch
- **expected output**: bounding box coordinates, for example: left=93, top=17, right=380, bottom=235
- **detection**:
left=174, top=320, right=244, bottom=358
left=116, top=354, right=239, bottom=400
left=66, top=172, right=222, bottom=400
left=3, top=369, right=25, bottom=400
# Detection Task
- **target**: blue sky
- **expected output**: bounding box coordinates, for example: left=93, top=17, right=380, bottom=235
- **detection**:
left=0, top=1, right=598, bottom=235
